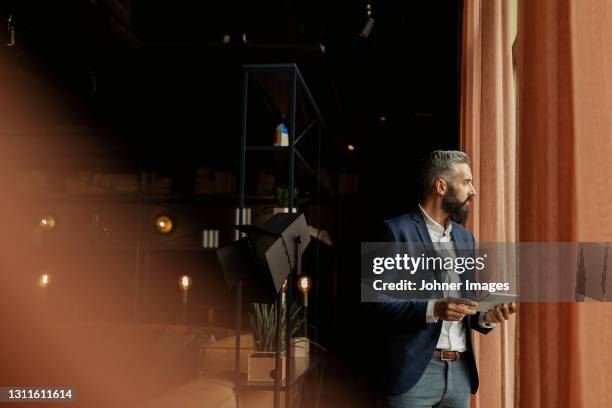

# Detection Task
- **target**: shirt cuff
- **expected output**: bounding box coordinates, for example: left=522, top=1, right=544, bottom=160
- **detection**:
left=426, top=299, right=438, bottom=323
left=478, top=312, right=496, bottom=328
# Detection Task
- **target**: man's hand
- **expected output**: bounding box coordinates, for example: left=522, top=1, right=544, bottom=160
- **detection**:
left=433, top=297, right=478, bottom=321
left=483, top=303, right=517, bottom=324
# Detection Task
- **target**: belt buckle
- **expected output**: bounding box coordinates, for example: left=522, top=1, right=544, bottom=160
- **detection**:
left=440, top=350, right=453, bottom=361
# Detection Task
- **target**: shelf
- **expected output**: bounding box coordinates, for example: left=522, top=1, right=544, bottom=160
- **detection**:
left=246, top=146, right=289, bottom=152
left=15, top=192, right=282, bottom=204
left=32, top=244, right=219, bottom=251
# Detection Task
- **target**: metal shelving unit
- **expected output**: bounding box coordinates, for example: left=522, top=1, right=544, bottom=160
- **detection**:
left=235, top=63, right=326, bottom=408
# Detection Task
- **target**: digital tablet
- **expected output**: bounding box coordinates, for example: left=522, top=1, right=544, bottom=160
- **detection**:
left=476, top=293, right=518, bottom=312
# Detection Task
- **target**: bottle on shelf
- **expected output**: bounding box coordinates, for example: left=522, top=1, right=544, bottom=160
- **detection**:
left=274, top=114, right=289, bottom=147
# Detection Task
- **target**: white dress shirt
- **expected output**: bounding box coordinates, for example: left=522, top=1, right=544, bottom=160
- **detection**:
left=419, top=205, right=494, bottom=352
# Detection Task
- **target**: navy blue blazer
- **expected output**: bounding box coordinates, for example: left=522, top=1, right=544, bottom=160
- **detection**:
left=365, top=208, right=492, bottom=396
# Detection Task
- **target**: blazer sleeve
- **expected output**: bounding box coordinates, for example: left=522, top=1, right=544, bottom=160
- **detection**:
left=470, top=312, right=494, bottom=334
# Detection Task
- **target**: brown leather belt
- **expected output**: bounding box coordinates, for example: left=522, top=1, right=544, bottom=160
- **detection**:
left=432, top=350, right=466, bottom=361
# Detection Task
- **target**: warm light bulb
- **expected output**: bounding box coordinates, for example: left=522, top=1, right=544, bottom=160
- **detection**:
left=179, top=275, right=192, bottom=291
left=39, top=216, right=56, bottom=230
left=297, top=276, right=312, bottom=294
left=154, top=215, right=174, bottom=234
left=39, top=273, right=50, bottom=288
left=347, top=144, right=355, bottom=151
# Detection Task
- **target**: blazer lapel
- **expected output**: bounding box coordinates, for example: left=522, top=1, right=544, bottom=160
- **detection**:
left=410, top=209, right=443, bottom=283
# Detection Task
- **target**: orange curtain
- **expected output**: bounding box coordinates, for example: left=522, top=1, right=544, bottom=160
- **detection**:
left=517, top=0, right=612, bottom=407
left=460, top=1, right=517, bottom=407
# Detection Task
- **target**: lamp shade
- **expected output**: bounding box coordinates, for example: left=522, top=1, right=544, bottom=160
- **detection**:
left=216, top=213, right=311, bottom=303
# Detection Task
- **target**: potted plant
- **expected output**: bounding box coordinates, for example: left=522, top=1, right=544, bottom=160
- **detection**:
left=247, top=302, right=304, bottom=382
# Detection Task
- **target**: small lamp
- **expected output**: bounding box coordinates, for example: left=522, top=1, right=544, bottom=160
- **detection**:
left=297, top=275, right=312, bottom=337
left=297, top=276, right=312, bottom=307
left=179, top=274, right=191, bottom=324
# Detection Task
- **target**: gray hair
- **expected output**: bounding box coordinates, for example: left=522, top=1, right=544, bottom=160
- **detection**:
left=418, top=150, right=470, bottom=198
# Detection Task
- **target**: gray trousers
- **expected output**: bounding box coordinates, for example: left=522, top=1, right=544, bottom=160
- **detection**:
left=381, top=359, right=472, bottom=408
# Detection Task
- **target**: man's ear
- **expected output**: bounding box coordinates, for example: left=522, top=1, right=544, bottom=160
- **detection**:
left=434, top=178, right=447, bottom=196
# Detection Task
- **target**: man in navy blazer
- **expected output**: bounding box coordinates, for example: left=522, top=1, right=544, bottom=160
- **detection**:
left=367, top=151, right=516, bottom=408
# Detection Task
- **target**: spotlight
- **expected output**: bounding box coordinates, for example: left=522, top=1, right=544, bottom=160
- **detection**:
left=7, top=14, right=15, bottom=47
left=154, top=215, right=174, bottom=234
left=347, top=144, right=356, bottom=151
left=359, top=3, right=375, bottom=38
left=39, top=216, right=56, bottom=230
left=359, top=17, right=376, bottom=38
left=179, top=275, right=192, bottom=291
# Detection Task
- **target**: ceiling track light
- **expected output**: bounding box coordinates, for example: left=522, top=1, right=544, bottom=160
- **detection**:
left=6, top=14, right=15, bottom=47
left=359, top=2, right=376, bottom=39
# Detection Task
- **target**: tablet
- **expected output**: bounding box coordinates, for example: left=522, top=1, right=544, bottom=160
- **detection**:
left=476, top=293, right=518, bottom=312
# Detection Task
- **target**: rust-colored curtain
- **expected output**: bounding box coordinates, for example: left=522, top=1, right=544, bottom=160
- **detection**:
left=464, top=0, right=612, bottom=406
left=460, top=1, right=517, bottom=407
left=517, top=0, right=612, bottom=407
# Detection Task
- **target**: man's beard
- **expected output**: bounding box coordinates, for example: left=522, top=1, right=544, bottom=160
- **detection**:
left=441, top=184, right=471, bottom=225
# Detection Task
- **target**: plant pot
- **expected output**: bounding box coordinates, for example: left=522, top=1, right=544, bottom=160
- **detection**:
left=247, top=351, right=286, bottom=382
left=290, top=337, right=310, bottom=358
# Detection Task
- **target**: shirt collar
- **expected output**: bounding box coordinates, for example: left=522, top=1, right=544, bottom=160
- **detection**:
left=418, top=203, right=452, bottom=238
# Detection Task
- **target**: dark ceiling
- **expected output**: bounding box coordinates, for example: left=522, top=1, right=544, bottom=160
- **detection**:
left=0, top=0, right=463, bottom=220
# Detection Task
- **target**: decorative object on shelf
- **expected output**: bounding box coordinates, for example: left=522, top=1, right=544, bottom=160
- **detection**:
left=153, top=215, right=174, bottom=234
left=274, top=186, right=298, bottom=209
left=179, top=275, right=192, bottom=324
left=234, top=208, right=251, bottom=241
left=271, top=186, right=307, bottom=216
left=247, top=302, right=304, bottom=382
left=202, top=229, right=220, bottom=248
left=274, top=114, right=289, bottom=147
